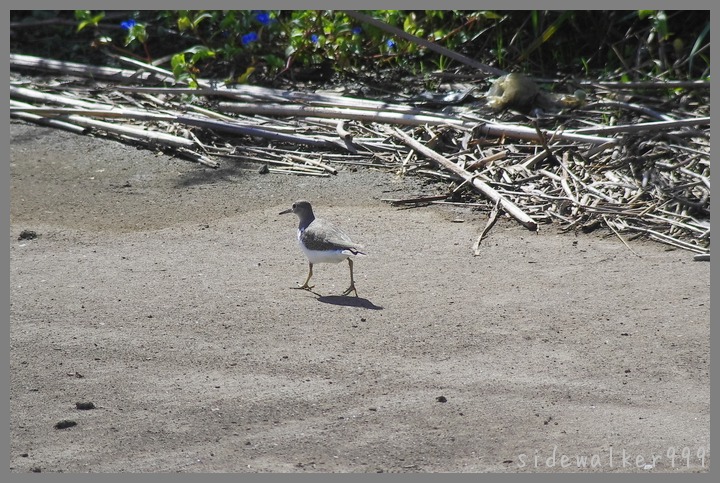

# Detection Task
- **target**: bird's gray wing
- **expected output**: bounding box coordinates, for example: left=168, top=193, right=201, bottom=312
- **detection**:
left=302, top=218, right=365, bottom=254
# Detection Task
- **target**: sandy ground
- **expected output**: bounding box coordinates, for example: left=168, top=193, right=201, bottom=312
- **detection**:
left=9, top=122, right=710, bottom=473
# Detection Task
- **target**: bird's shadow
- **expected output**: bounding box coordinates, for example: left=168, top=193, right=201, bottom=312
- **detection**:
left=316, top=295, right=383, bottom=310
left=289, top=287, right=383, bottom=310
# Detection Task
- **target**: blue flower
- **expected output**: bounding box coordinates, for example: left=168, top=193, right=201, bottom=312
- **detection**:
left=386, top=39, right=396, bottom=49
left=352, top=26, right=362, bottom=35
left=120, top=19, right=136, bottom=30
left=241, top=32, right=258, bottom=45
left=310, top=34, right=319, bottom=44
left=255, top=11, right=271, bottom=25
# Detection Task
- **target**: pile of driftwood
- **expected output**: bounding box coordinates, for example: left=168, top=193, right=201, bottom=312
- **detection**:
left=10, top=53, right=710, bottom=258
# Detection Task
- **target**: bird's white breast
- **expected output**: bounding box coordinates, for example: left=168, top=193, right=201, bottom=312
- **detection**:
left=297, top=229, right=354, bottom=264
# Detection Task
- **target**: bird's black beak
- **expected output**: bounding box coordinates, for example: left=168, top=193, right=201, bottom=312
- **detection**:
left=279, top=208, right=293, bottom=215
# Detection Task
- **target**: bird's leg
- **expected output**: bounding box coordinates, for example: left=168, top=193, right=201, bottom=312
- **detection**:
left=296, top=262, right=315, bottom=290
left=342, top=258, right=358, bottom=296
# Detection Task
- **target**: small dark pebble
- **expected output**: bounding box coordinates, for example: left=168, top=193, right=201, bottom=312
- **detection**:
left=18, top=230, right=38, bottom=240
left=436, top=396, right=447, bottom=403
left=258, top=164, right=270, bottom=174
left=76, top=401, right=95, bottom=410
left=30, top=467, right=41, bottom=473
left=21, top=453, right=29, bottom=457
left=54, top=420, right=77, bottom=429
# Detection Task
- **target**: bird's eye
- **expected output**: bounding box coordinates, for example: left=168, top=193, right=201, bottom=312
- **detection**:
left=292, top=203, right=297, bottom=209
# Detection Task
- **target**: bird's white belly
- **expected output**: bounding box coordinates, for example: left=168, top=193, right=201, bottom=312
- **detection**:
left=299, top=240, right=352, bottom=264
left=297, top=230, right=353, bottom=264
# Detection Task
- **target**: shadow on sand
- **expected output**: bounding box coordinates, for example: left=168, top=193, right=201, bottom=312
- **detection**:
left=316, top=295, right=383, bottom=310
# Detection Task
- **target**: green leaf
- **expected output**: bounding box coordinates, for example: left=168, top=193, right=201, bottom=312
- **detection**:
left=264, top=54, right=285, bottom=69
left=477, top=11, right=503, bottom=20
left=171, top=53, right=187, bottom=70
left=76, top=12, right=104, bottom=32
left=190, top=47, right=216, bottom=64
left=403, top=14, right=416, bottom=33
left=192, top=12, right=214, bottom=29
left=132, top=24, right=148, bottom=44
left=177, top=15, right=191, bottom=31
left=653, top=11, right=670, bottom=40
left=237, top=66, right=256, bottom=84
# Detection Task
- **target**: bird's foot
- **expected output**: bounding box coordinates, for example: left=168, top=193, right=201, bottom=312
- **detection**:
left=342, top=283, right=358, bottom=297
left=294, top=283, right=315, bottom=291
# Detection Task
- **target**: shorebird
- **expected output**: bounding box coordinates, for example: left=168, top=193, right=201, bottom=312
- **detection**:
left=279, top=200, right=365, bottom=296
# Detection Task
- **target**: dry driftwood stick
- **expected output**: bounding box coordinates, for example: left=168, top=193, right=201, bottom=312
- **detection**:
left=336, top=120, right=353, bottom=141
left=474, top=199, right=501, bottom=255
left=391, top=127, right=538, bottom=231
left=344, top=10, right=506, bottom=77
left=10, top=53, right=177, bottom=84
left=583, top=79, right=710, bottom=90
left=9, top=106, right=172, bottom=121
left=286, top=153, right=338, bottom=175
left=381, top=195, right=448, bottom=206
left=585, top=141, right=619, bottom=159
left=218, top=102, right=471, bottom=128
left=472, top=121, right=619, bottom=145
left=10, top=100, right=88, bottom=134
left=678, top=167, right=711, bottom=190
left=573, top=117, right=710, bottom=135
left=10, top=102, right=198, bottom=151
left=10, top=110, right=203, bottom=153
left=11, top=86, right=219, bottom=165
left=268, top=167, right=330, bottom=177
left=617, top=220, right=706, bottom=253
left=11, top=85, right=115, bottom=109
left=10, top=110, right=89, bottom=134
left=117, top=85, right=428, bottom=114
left=592, top=99, right=675, bottom=121
left=465, top=150, right=507, bottom=171
left=603, top=215, right=641, bottom=257
left=644, top=213, right=709, bottom=235
left=220, top=102, right=618, bottom=145
left=175, top=148, right=219, bottom=168
left=60, top=115, right=197, bottom=149
left=174, top=115, right=352, bottom=151
left=219, top=153, right=322, bottom=173
left=519, top=151, right=549, bottom=170
left=110, top=54, right=211, bottom=88
left=277, top=161, right=326, bottom=174
left=558, top=154, right=618, bottom=203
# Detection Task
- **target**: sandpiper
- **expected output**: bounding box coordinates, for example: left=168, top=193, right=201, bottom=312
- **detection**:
left=279, top=200, right=365, bottom=296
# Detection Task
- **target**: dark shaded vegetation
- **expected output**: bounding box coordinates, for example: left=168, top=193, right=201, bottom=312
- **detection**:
left=10, top=10, right=710, bottom=88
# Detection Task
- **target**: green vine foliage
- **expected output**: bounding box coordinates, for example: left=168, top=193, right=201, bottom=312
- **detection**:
left=53, top=10, right=709, bottom=86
